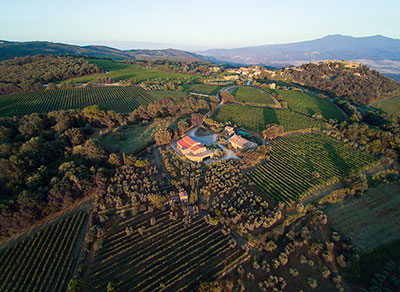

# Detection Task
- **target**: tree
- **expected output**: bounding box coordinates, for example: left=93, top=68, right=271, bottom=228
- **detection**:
left=262, top=124, right=283, bottom=141
left=191, top=113, right=203, bottom=127
left=264, top=240, right=277, bottom=252
left=47, top=82, right=57, bottom=90
left=154, top=129, right=172, bottom=146
left=220, top=91, right=234, bottom=103
left=67, top=278, right=83, bottom=292
left=125, top=226, right=134, bottom=236
left=107, top=281, right=115, bottom=292
left=177, top=120, right=189, bottom=136
left=72, top=139, right=107, bottom=161
left=82, top=105, right=107, bottom=121
left=189, top=192, right=198, bottom=204
left=148, top=194, right=166, bottom=209
left=108, top=153, right=122, bottom=166
left=0, top=126, right=11, bottom=142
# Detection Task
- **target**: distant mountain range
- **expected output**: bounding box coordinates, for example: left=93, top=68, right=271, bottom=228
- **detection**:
left=0, top=40, right=208, bottom=63
left=2, top=35, right=400, bottom=78
left=200, top=35, right=400, bottom=76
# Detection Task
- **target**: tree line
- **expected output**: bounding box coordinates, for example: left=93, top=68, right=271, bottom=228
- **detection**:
left=0, top=55, right=102, bottom=95
left=282, top=62, right=400, bottom=105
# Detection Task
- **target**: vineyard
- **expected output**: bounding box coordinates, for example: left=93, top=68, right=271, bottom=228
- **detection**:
left=149, top=90, right=188, bottom=101
left=69, top=60, right=195, bottom=84
left=85, top=210, right=247, bottom=292
left=0, top=86, right=154, bottom=116
left=0, top=211, right=87, bottom=292
left=276, top=89, right=345, bottom=121
left=325, top=181, right=400, bottom=250
left=185, top=84, right=222, bottom=95
left=246, top=133, right=378, bottom=206
left=233, top=86, right=275, bottom=106
left=211, top=103, right=323, bottom=132
left=373, top=95, right=400, bottom=117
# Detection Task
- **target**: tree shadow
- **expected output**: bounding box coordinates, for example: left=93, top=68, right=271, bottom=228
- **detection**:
left=324, top=142, right=349, bottom=176
left=263, top=108, right=279, bottom=131
left=304, top=157, right=315, bottom=173
left=306, top=107, right=316, bottom=116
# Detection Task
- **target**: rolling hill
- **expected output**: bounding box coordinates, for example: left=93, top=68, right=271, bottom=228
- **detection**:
left=0, top=40, right=208, bottom=63
left=200, top=35, right=400, bottom=76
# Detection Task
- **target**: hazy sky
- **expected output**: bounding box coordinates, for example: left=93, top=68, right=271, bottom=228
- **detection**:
left=1, top=0, right=399, bottom=50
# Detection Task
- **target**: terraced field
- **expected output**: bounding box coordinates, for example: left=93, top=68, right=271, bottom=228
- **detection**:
left=211, top=103, right=323, bottom=132
left=84, top=210, right=247, bottom=292
left=233, top=86, right=275, bottom=106
left=0, top=86, right=154, bottom=116
left=0, top=211, right=87, bottom=292
left=277, top=89, right=345, bottom=121
left=247, top=133, right=378, bottom=206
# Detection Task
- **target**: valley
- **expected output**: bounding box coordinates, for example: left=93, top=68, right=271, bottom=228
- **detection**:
left=0, top=53, right=399, bottom=292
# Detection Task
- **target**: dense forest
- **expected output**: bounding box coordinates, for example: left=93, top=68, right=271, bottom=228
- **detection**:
left=0, top=55, right=102, bottom=95
left=0, top=95, right=211, bottom=241
left=282, top=62, right=400, bottom=105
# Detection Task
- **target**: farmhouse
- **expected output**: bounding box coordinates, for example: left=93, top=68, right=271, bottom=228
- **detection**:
left=176, top=135, right=213, bottom=162
left=224, top=125, right=234, bottom=136
left=179, top=191, right=188, bottom=202
left=177, top=136, right=202, bottom=154
left=228, top=134, right=257, bottom=150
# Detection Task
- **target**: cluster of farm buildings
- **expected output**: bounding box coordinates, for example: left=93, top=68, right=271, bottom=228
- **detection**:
left=174, top=125, right=256, bottom=163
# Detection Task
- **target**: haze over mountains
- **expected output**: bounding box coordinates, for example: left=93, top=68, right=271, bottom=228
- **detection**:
left=0, top=40, right=207, bottom=63
left=200, top=35, right=400, bottom=76
left=2, top=34, right=400, bottom=77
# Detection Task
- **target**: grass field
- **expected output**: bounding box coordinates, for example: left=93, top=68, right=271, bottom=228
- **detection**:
left=325, top=181, right=400, bottom=250
left=98, top=117, right=177, bottom=154
left=0, top=211, right=87, bottom=292
left=185, top=84, right=222, bottom=95
left=149, top=90, right=188, bottom=101
left=84, top=210, right=247, bottom=292
left=373, top=95, right=400, bottom=116
left=211, top=103, right=323, bottom=132
left=277, top=89, right=345, bottom=121
left=233, top=86, right=275, bottom=106
left=69, top=59, right=195, bottom=84
left=0, top=86, right=154, bottom=116
left=247, top=133, right=377, bottom=206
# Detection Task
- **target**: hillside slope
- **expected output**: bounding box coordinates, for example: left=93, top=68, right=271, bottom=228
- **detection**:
left=0, top=41, right=208, bottom=62
left=281, top=61, right=400, bottom=105
left=200, top=35, right=400, bottom=74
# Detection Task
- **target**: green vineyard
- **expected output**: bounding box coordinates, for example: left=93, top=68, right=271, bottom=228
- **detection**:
left=211, top=103, right=323, bottom=132
left=276, top=89, right=345, bottom=121
left=233, top=86, right=275, bottom=106
left=0, top=211, right=87, bottom=292
left=0, top=86, right=154, bottom=117
left=85, top=210, right=247, bottom=292
left=246, top=133, right=378, bottom=206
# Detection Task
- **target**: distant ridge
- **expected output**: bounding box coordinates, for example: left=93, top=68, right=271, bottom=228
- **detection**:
left=0, top=40, right=208, bottom=63
left=200, top=35, right=400, bottom=75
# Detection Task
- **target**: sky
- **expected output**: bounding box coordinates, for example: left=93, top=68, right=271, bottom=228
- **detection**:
left=1, top=0, right=400, bottom=51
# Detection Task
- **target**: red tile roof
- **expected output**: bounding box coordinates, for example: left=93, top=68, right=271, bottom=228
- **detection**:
left=177, top=136, right=198, bottom=149
left=191, top=145, right=204, bottom=152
